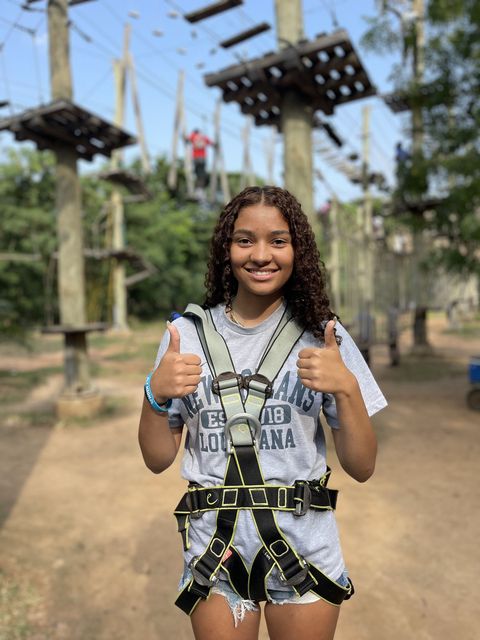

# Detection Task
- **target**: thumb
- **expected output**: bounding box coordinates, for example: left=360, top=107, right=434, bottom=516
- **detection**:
left=166, top=322, right=181, bottom=353
left=324, top=320, right=338, bottom=349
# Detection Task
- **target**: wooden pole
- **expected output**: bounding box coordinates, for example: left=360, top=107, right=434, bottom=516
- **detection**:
left=275, top=0, right=315, bottom=234
left=209, top=99, right=220, bottom=203
left=127, top=48, right=150, bottom=174
left=110, top=32, right=129, bottom=331
left=48, top=0, right=91, bottom=394
left=410, top=0, right=431, bottom=351
left=241, top=117, right=253, bottom=189
left=265, top=127, right=276, bottom=185
left=362, top=104, right=373, bottom=305
left=168, top=69, right=183, bottom=191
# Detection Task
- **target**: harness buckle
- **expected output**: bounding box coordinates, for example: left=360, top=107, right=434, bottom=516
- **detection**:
left=185, top=488, right=203, bottom=519
left=243, top=373, right=273, bottom=398
left=211, top=371, right=243, bottom=395
left=189, top=556, right=219, bottom=588
left=279, top=556, right=309, bottom=586
left=293, top=480, right=312, bottom=516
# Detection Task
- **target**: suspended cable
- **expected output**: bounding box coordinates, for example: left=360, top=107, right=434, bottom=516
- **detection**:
left=0, top=48, right=13, bottom=114
left=79, top=64, right=113, bottom=102
left=30, top=30, right=44, bottom=103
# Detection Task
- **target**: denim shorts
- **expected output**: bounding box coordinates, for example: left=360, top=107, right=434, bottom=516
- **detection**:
left=180, top=567, right=350, bottom=627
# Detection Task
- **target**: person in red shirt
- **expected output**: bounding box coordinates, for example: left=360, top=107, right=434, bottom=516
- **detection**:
left=185, top=129, right=215, bottom=188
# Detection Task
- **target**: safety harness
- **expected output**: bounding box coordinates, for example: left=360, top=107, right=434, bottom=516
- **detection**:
left=174, top=304, right=354, bottom=615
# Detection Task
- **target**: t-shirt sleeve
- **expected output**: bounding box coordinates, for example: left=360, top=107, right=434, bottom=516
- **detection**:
left=322, top=322, right=388, bottom=429
left=152, top=324, right=184, bottom=430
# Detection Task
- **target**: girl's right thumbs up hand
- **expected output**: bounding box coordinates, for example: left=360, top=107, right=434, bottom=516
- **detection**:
left=150, top=322, right=202, bottom=403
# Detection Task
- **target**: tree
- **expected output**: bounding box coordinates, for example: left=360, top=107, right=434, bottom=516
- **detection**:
left=362, top=0, right=480, bottom=277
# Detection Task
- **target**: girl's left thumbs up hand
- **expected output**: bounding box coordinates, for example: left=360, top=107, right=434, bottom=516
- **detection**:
left=296, top=320, right=356, bottom=396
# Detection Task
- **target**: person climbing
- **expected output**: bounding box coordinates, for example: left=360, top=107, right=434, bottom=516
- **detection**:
left=185, top=128, right=216, bottom=190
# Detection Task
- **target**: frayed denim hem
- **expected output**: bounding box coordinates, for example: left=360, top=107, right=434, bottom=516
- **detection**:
left=179, top=568, right=349, bottom=626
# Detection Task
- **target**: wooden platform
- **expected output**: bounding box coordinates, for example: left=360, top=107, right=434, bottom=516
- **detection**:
left=0, top=100, right=136, bottom=161
left=204, top=29, right=376, bottom=127
left=99, top=169, right=151, bottom=199
left=383, top=92, right=410, bottom=113
left=41, top=323, right=108, bottom=335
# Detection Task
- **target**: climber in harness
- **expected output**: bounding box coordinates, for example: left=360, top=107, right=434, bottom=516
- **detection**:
left=138, top=186, right=387, bottom=640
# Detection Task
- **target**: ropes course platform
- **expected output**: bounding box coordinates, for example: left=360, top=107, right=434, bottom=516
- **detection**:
left=0, top=99, right=136, bottom=161
left=204, top=29, right=376, bottom=128
left=99, top=168, right=151, bottom=201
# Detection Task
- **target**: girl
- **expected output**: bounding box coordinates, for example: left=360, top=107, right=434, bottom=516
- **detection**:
left=139, top=186, right=387, bottom=640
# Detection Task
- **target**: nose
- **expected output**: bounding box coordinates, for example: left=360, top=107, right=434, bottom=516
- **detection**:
left=250, top=241, right=272, bottom=264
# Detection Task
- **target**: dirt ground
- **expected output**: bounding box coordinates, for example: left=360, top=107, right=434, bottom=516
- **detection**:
left=1, top=314, right=479, bottom=640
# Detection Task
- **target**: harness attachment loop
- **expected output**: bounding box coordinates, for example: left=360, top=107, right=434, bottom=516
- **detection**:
left=224, top=413, right=262, bottom=453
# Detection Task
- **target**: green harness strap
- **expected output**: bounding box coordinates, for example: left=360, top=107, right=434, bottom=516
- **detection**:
left=174, top=305, right=353, bottom=615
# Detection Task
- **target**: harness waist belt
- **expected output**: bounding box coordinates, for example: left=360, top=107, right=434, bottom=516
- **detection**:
left=175, top=481, right=338, bottom=516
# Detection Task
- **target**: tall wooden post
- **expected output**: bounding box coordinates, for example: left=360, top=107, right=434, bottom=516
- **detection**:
left=111, top=27, right=129, bottom=331
left=410, top=0, right=431, bottom=351
left=275, top=0, right=315, bottom=233
left=329, top=197, right=341, bottom=310
left=361, top=104, right=373, bottom=306
left=48, top=0, right=91, bottom=394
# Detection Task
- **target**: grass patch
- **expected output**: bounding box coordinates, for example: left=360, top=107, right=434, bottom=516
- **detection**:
left=0, top=367, right=62, bottom=404
left=443, top=320, right=480, bottom=340
left=58, top=396, right=130, bottom=429
left=381, top=354, right=465, bottom=383
left=0, top=571, right=41, bottom=640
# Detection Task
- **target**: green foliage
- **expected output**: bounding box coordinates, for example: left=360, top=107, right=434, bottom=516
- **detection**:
left=0, top=148, right=57, bottom=338
left=362, top=0, right=480, bottom=276
left=0, top=148, right=219, bottom=335
left=126, top=188, right=217, bottom=319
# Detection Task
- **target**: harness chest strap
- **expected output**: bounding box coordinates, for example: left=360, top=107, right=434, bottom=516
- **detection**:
left=174, top=305, right=353, bottom=615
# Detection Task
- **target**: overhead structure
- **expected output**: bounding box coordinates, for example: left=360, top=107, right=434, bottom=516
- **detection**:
left=27, top=0, right=98, bottom=5
left=313, top=115, right=343, bottom=147
left=184, top=0, right=243, bottom=23
left=382, top=92, right=410, bottom=114
left=2, top=0, right=135, bottom=418
left=99, top=169, right=151, bottom=202
left=220, top=22, right=271, bottom=48
left=204, top=29, right=376, bottom=129
left=0, top=100, right=135, bottom=161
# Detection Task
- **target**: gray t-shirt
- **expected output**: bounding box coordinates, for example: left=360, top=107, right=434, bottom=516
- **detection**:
left=154, top=302, right=387, bottom=589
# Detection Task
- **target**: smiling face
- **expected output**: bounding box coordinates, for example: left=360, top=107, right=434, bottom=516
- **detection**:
left=229, top=204, right=294, bottom=304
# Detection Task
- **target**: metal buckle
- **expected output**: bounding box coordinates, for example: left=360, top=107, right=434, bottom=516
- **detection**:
left=293, top=480, right=312, bottom=516
left=189, top=556, right=218, bottom=587
left=211, top=371, right=243, bottom=395
left=185, top=488, right=203, bottom=519
left=279, top=556, right=309, bottom=586
left=224, top=413, right=262, bottom=453
left=243, top=373, right=273, bottom=398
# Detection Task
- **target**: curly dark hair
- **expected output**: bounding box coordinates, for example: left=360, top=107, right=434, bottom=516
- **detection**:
left=204, top=185, right=339, bottom=343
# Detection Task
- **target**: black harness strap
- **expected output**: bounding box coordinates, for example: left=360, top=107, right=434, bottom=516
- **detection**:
left=174, top=482, right=337, bottom=515
left=174, top=305, right=353, bottom=613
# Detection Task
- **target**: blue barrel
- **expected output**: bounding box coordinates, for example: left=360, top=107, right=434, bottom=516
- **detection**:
left=469, top=356, right=480, bottom=384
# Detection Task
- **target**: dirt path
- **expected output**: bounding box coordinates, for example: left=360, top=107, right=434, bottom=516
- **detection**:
left=0, top=317, right=479, bottom=640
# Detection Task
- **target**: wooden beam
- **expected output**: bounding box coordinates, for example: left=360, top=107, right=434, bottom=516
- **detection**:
left=184, top=0, right=242, bottom=23
left=220, top=22, right=271, bottom=48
